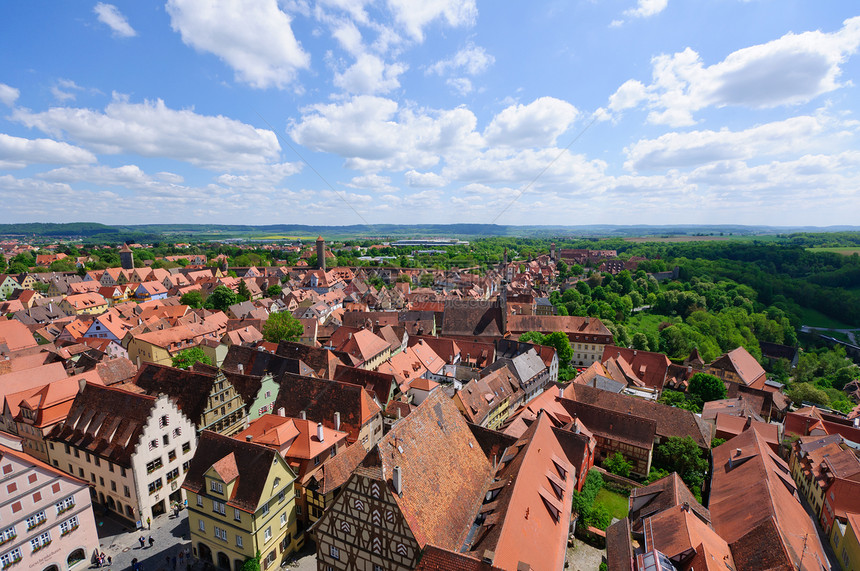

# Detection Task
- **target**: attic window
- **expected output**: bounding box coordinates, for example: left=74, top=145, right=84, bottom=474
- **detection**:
left=538, top=488, right=562, bottom=523
left=551, top=456, right=568, bottom=480
left=159, top=415, right=169, bottom=428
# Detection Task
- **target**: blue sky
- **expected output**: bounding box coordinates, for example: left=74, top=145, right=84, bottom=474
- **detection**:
left=1, top=0, right=859, bottom=227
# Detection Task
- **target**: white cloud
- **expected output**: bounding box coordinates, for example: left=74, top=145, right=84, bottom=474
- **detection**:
left=484, top=97, right=579, bottom=147
left=0, top=133, right=96, bottom=169
left=346, top=173, right=396, bottom=192
left=386, top=0, right=477, bottom=41
left=0, top=84, right=20, bottom=107
left=624, top=0, right=668, bottom=19
left=446, top=77, right=472, bottom=95
left=405, top=170, right=448, bottom=188
left=624, top=114, right=856, bottom=171
left=215, top=163, right=302, bottom=188
left=93, top=3, right=137, bottom=38
left=333, top=54, right=407, bottom=94
left=331, top=20, right=363, bottom=56
left=428, top=44, right=494, bottom=76
left=609, top=16, right=860, bottom=126
left=13, top=97, right=281, bottom=170
left=289, top=95, right=483, bottom=172
left=37, top=164, right=159, bottom=187
left=166, top=0, right=310, bottom=89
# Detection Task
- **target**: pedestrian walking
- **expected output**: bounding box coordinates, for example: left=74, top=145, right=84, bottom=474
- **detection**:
left=107, top=556, right=112, bottom=567
left=146, top=516, right=151, bottom=530
left=139, top=536, right=145, bottom=549
left=148, top=536, right=155, bottom=548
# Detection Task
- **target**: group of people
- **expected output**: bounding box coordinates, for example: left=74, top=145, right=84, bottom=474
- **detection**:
left=93, top=552, right=112, bottom=567
left=138, top=536, right=156, bottom=549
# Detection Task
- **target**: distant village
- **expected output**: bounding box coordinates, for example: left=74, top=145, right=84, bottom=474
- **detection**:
left=0, top=235, right=855, bottom=571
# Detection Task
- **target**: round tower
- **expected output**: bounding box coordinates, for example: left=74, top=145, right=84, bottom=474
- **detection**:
left=316, top=236, right=326, bottom=271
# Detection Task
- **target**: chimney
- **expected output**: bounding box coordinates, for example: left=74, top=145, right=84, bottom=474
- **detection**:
left=238, top=363, right=244, bottom=374
left=245, top=435, right=252, bottom=442
left=393, top=466, right=403, bottom=495
left=683, top=501, right=690, bottom=512
left=300, top=410, right=307, bottom=420
left=735, top=448, right=742, bottom=457
left=49, top=302, right=52, bottom=313
left=558, top=385, right=564, bottom=399
left=334, top=412, right=341, bottom=431
left=278, top=407, right=285, bottom=417
left=317, top=423, right=324, bottom=442
left=396, top=406, right=402, bottom=420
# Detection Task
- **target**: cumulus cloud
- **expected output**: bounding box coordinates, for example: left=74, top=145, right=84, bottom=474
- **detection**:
left=386, top=0, right=477, bottom=42
left=94, top=3, right=137, bottom=37
left=215, top=163, right=302, bottom=188
left=0, top=84, right=20, bottom=107
left=37, top=164, right=160, bottom=187
left=624, top=0, right=668, bottom=19
left=346, top=173, right=396, bottom=192
left=13, top=97, right=281, bottom=170
left=334, top=54, right=408, bottom=94
left=428, top=44, right=494, bottom=76
left=608, top=16, right=860, bottom=126
left=289, top=95, right=483, bottom=172
left=624, top=114, right=855, bottom=171
left=166, top=0, right=310, bottom=89
left=484, top=97, right=579, bottom=148
left=0, top=133, right=97, bottom=169
left=405, top=170, right=448, bottom=188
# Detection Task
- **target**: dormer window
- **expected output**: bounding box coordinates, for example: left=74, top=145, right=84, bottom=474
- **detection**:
left=210, top=481, right=223, bottom=494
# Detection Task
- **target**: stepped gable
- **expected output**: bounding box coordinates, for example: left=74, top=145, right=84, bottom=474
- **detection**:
left=566, top=383, right=712, bottom=449
left=333, top=364, right=395, bottom=405
left=182, top=430, right=281, bottom=512
left=628, top=472, right=710, bottom=533
left=49, top=383, right=157, bottom=466
left=441, top=300, right=504, bottom=338
left=192, top=361, right=263, bottom=410
left=132, top=363, right=217, bottom=425
left=272, top=373, right=380, bottom=442
left=362, top=390, right=493, bottom=551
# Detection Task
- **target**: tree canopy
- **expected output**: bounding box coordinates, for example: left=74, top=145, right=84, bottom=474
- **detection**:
left=171, top=347, right=212, bottom=370
left=204, top=285, right=238, bottom=312
left=180, top=290, right=203, bottom=309
left=262, top=312, right=304, bottom=343
left=687, top=372, right=727, bottom=403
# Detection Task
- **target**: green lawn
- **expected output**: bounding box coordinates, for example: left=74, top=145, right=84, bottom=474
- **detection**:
left=626, top=312, right=677, bottom=337
left=797, top=306, right=855, bottom=329
left=593, top=488, right=629, bottom=521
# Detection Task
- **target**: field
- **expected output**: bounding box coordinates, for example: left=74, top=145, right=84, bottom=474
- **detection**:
left=627, top=312, right=677, bottom=338
left=797, top=306, right=855, bottom=329
left=593, top=488, right=629, bottom=521
left=624, top=236, right=731, bottom=243
left=805, top=247, right=860, bottom=256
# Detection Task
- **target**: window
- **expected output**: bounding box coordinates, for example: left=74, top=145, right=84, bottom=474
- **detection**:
left=182, top=442, right=191, bottom=454
left=90, top=473, right=96, bottom=483
left=5, top=483, right=15, bottom=494
left=277, top=490, right=285, bottom=503
left=234, top=509, right=242, bottom=522
left=159, top=415, right=169, bottom=428
left=111, top=481, right=117, bottom=492
left=236, top=535, right=243, bottom=548
left=264, top=527, right=271, bottom=542
left=0, top=526, right=16, bottom=544
left=25, top=512, right=47, bottom=530
left=147, top=478, right=163, bottom=495
left=121, top=467, right=127, bottom=477
left=261, top=502, right=269, bottom=516
left=213, top=501, right=226, bottom=515
left=182, top=461, right=191, bottom=473
left=273, top=477, right=280, bottom=490
left=0, top=548, right=22, bottom=568
left=149, top=439, right=158, bottom=450
left=197, top=495, right=204, bottom=507
left=280, top=513, right=287, bottom=527
left=85, top=453, right=91, bottom=463
left=60, top=516, right=79, bottom=536
left=56, top=496, right=75, bottom=514
left=214, top=527, right=227, bottom=541
left=28, top=474, right=37, bottom=484
left=93, top=457, right=100, bottom=467
left=163, top=434, right=170, bottom=446
left=210, top=481, right=223, bottom=494
left=314, top=456, right=321, bottom=466
left=328, top=545, right=339, bottom=560
left=198, top=520, right=205, bottom=532
left=173, top=427, right=181, bottom=438
left=124, top=486, right=130, bottom=498
left=29, top=531, right=51, bottom=552
left=146, top=458, right=163, bottom=473
left=73, top=449, right=79, bottom=458
left=168, top=450, right=177, bottom=462
left=99, top=477, right=104, bottom=486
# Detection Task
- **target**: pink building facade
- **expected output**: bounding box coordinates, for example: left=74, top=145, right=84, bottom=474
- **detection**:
left=0, top=444, right=98, bottom=571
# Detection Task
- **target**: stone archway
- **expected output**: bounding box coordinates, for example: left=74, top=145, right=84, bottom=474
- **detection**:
left=217, top=552, right=230, bottom=570
left=198, top=543, right=212, bottom=564
left=107, top=497, right=116, bottom=511
left=42, top=565, right=60, bottom=571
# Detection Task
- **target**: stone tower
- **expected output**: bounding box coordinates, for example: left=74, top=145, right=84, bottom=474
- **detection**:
left=316, top=236, right=326, bottom=271
left=119, top=243, right=134, bottom=270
